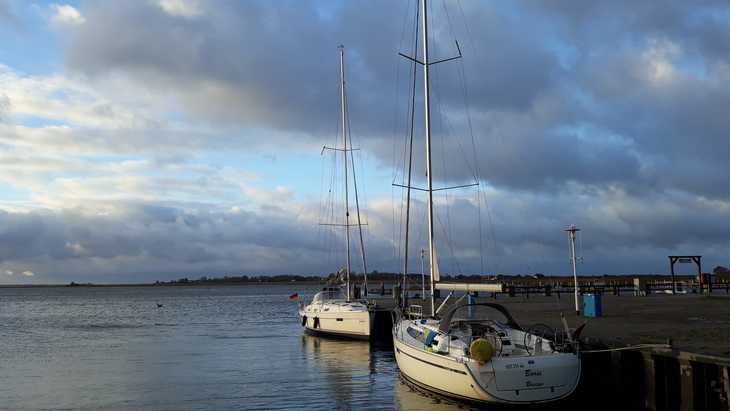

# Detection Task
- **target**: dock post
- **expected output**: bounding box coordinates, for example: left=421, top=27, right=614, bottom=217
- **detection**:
left=642, top=352, right=657, bottom=411
left=611, top=351, right=623, bottom=398
left=722, top=366, right=730, bottom=411
left=679, top=359, right=694, bottom=411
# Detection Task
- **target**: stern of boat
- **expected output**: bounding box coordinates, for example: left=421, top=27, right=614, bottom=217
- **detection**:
left=467, top=353, right=581, bottom=404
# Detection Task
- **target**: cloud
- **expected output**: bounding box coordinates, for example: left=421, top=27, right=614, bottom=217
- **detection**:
left=156, top=0, right=203, bottom=18
left=50, top=4, right=85, bottom=26
left=59, top=1, right=730, bottom=201
left=21, top=270, right=33, bottom=276
left=64, top=2, right=557, bottom=135
left=3, top=1, right=730, bottom=282
left=0, top=182, right=728, bottom=284
left=0, top=93, right=9, bottom=122
left=0, top=203, right=342, bottom=282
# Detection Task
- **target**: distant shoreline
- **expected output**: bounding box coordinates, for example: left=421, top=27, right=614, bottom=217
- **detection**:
left=0, top=273, right=705, bottom=289
left=0, top=280, right=330, bottom=289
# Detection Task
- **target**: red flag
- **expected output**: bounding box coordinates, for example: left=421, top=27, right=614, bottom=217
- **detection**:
left=288, top=293, right=300, bottom=301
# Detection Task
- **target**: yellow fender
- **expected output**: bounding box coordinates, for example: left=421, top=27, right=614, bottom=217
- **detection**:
left=469, top=338, right=494, bottom=365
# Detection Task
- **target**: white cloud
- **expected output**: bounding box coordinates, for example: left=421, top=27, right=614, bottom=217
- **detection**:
left=21, top=271, right=34, bottom=277
left=50, top=4, right=85, bottom=25
left=642, top=39, right=681, bottom=84
left=0, top=65, right=144, bottom=129
left=156, top=0, right=203, bottom=18
left=4, top=270, right=12, bottom=276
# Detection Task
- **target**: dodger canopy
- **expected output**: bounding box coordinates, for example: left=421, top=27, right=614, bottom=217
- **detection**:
left=437, top=303, right=522, bottom=334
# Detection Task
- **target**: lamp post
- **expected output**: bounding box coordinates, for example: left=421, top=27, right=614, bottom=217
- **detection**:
left=565, top=225, right=580, bottom=316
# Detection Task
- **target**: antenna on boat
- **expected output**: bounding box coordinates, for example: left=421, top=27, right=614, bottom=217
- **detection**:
left=565, top=225, right=581, bottom=316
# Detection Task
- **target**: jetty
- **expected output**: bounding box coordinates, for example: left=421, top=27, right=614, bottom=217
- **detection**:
left=367, top=278, right=730, bottom=410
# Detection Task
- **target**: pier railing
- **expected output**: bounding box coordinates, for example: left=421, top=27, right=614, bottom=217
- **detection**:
left=421, top=278, right=730, bottom=299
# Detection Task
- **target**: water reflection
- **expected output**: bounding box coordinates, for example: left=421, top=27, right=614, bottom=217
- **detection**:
left=300, top=335, right=376, bottom=409
left=393, top=375, right=474, bottom=411
left=300, top=334, right=469, bottom=410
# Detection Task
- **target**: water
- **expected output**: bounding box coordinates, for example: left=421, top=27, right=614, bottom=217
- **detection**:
left=0, top=285, right=466, bottom=410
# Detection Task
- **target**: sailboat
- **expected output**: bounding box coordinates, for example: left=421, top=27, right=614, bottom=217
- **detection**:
left=299, top=46, right=374, bottom=340
left=392, top=0, right=581, bottom=405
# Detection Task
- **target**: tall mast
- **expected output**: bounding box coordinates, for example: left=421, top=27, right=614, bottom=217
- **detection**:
left=422, top=0, right=437, bottom=317
left=340, top=45, right=352, bottom=301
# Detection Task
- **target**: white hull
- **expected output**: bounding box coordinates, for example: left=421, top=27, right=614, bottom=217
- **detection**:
left=300, top=301, right=373, bottom=339
left=392, top=313, right=581, bottom=405
left=394, top=337, right=579, bottom=404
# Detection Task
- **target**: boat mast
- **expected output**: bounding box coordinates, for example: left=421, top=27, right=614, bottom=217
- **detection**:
left=422, top=0, right=437, bottom=317
left=340, top=45, right=352, bottom=301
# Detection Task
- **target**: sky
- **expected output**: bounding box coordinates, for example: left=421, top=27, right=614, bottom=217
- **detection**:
left=1, top=0, right=729, bottom=284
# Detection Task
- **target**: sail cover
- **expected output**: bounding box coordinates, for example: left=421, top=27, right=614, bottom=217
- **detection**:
left=432, top=247, right=440, bottom=282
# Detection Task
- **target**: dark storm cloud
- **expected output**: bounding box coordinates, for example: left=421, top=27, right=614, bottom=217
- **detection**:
left=65, top=1, right=557, bottom=135
left=0, top=204, right=348, bottom=282
left=0, top=189, right=728, bottom=283
left=66, top=0, right=730, bottom=200
left=411, top=187, right=730, bottom=276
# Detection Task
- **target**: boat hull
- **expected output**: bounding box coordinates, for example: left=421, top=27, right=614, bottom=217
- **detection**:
left=393, top=333, right=580, bottom=405
left=300, top=305, right=373, bottom=340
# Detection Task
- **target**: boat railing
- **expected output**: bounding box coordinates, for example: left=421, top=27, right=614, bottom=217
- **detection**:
left=406, top=304, right=423, bottom=319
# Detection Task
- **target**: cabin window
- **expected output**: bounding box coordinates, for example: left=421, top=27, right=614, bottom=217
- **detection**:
left=407, top=326, right=423, bottom=340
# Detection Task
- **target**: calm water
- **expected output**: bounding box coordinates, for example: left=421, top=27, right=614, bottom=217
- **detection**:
left=0, top=285, right=467, bottom=410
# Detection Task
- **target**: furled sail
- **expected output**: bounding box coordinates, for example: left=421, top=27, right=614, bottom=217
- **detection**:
left=432, top=247, right=440, bottom=282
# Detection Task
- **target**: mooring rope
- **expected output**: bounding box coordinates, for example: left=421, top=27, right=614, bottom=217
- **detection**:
left=581, top=344, right=671, bottom=353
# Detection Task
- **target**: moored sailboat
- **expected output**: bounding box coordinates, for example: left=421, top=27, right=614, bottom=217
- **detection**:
left=391, top=0, right=581, bottom=404
left=299, top=46, right=373, bottom=340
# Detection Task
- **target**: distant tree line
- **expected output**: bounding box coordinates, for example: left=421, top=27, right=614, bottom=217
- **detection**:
left=155, top=274, right=327, bottom=285
left=153, top=270, right=712, bottom=286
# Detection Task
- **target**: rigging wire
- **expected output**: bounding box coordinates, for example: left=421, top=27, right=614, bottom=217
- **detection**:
left=442, top=0, right=486, bottom=275
left=319, top=65, right=345, bottom=273
left=397, top=1, right=422, bottom=274
left=428, top=0, right=465, bottom=276
left=402, top=0, right=420, bottom=285
left=390, top=0, right=416, bottom=270
left=344, top=87, right=369, bottom=292
left=453, top=0, right=501, bottom=275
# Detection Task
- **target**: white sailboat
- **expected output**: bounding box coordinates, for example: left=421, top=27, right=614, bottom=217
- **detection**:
left=392, top=0, right=581, bottom=405
left=299, top=46, right=373, bottom=340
